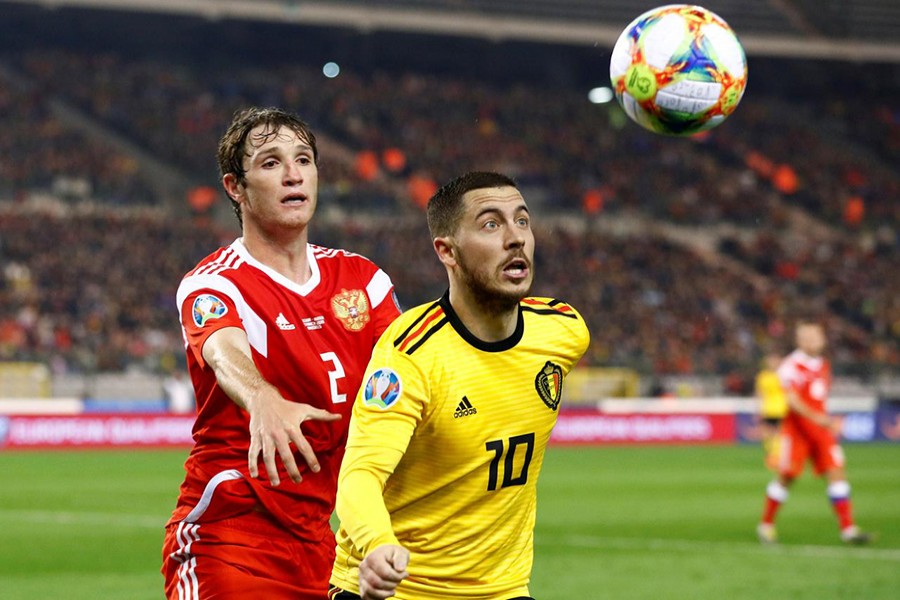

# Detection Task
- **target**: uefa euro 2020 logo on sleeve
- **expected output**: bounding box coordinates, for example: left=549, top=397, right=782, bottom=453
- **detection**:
left=192, top=294, right=228, bottom=327
left=363, top=368, right=402, bottom=410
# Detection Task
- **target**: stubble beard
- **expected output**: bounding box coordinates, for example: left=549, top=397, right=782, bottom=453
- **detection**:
left=457, top=252, right=532, bottom=316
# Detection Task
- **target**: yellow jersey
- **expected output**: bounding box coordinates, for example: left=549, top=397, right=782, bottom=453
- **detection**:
left=756, top=369, right=788, bottom=419
left=331, top=293, right=590, bottom=599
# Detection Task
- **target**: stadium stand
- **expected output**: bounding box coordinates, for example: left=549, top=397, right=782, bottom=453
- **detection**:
left=0, top=5, right=897, bottom=391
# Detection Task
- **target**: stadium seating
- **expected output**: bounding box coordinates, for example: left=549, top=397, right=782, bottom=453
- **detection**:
left=0, top=44, right=897, bottom=383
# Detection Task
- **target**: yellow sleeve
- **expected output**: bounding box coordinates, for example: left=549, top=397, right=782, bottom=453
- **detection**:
left=335, top=340, right=430, bottom=555
left=555, top=301, right=590, bottom=373
left=335, top=446, right=405, bottom=553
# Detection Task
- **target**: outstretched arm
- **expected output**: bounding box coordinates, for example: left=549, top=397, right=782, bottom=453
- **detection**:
left=202, top=326, right=341, bottom=486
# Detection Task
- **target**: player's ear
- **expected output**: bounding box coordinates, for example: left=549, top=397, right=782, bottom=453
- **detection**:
left=222, top=173, right=243, bottom=202
left=433, top=236, right=457, bottom=268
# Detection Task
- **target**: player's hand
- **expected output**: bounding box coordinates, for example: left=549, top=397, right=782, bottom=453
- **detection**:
left=246, top=391, right=341, bottom=486
left=825, top=415, right=842, bottom=437
left=359, top=544, right=409, bottom=600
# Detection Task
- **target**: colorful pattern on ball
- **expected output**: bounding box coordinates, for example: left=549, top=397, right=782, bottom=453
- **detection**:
left=610, top=4, right=747, bottom=136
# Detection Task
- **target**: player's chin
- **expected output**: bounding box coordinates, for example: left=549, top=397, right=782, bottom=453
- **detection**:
left=496, top=277, right=532, bottom=300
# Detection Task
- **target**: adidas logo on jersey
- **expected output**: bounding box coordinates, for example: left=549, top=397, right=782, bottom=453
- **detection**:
left=275, top=313, right=296, bottom=331
left=454, top=396, right=477, bottom=418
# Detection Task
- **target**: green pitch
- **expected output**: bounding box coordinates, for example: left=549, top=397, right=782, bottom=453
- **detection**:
left=0, top=445, right=897, bottom=599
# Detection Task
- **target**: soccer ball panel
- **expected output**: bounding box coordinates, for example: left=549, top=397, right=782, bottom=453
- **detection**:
left=609, top=27, right=635, bottom=79
left=641, top=13, right=688, bottom=70
left=702, top=23, right=746, bottom=79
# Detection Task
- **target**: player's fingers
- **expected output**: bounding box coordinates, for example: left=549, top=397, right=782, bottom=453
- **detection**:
left=367, top=555, right=406, bottom=583
left=359, top=579, right=396, bottom=600
left=291, top=430, right=322, bottom=474
left=390, top=548, right=410, bottom=573
left=261, top=436, right=281, bottom=487
left=359, top=564, right=400, bottom=598
left=247, top=434, right=261, bottom=479
left=302, top=407, right=342, bottom=423
left=276, top=434, right=303, bottom=484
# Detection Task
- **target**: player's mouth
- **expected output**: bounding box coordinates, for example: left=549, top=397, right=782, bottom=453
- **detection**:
left=280, top=192, right=308, bottom=205
left=502, top=257, right=530, bottom=282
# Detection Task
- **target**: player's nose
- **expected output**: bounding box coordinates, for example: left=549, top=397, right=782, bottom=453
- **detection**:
left=283, top=161, right=304, bottom=185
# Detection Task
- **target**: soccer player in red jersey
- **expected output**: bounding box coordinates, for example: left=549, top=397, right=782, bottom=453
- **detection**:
left=756, top=321, right=872, bottom=545
left=161, top=107, right=401, bottom=599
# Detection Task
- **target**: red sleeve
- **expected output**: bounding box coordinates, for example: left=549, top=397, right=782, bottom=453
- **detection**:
left=180, top=289, right=244, bottom=368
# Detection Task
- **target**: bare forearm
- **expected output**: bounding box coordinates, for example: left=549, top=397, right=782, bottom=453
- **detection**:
left=212, top=352, right=274, bottom=411
left=202, top=327, right=275, bottom=411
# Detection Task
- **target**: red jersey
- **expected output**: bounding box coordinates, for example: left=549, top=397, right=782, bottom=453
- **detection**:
left=777, top=349, right=831, bottom=422
left=167, top=239, right=400, bottom=542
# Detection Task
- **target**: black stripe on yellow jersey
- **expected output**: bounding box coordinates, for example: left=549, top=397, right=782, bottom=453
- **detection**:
left=394, top=292, right=578, bottom=356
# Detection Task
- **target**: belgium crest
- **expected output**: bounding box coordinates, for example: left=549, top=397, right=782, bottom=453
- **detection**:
left=535, top=361, right=563, bottom=411
left=331, top=289, right=370, bottom=331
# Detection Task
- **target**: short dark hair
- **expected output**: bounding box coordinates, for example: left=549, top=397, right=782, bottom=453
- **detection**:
left=216, top=107, right=318, bottom=225
left=426, top=171, right=517, bottom=238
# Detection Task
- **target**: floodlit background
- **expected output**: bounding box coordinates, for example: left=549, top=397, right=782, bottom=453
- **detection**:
left=0, top=1, right=898, bottom=598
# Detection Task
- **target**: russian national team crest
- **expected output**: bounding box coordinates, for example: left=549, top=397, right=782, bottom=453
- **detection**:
left=192, top=294, right=228, bottom=327
left=535, top=361, right=563, bottom=411
left=363, top=368, right=402, bottom=409
left=331, top=289, right=370, bottom=331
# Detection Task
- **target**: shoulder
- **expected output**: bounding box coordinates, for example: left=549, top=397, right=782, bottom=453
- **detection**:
left=177, top=244, right=248, bottom=308
left=521, top=297, right=582, bottom=319
left=383, top=300, right=447, bottom=356
left=777, top=351, right=803, bottom=383
left=310, top=243, right=377, bottom=269
left=311, top=244, right=395, bottom=308
left=521, top=297, right=587, bottom=334
left=183, top=244, right=244, bottom=279
left=521, top=297, right=590, bottom=357
left=311, top=243, right=389, bottom=279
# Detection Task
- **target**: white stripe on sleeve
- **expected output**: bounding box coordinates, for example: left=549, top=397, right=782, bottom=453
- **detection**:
left=366, top=269, right=394, bottom=309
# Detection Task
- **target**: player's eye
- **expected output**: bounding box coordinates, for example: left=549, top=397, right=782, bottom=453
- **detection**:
left=262, top=159, right=278, bottom=168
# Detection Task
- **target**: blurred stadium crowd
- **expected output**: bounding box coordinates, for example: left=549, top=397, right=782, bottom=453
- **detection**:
left=0, top=17, right=898, bottom=390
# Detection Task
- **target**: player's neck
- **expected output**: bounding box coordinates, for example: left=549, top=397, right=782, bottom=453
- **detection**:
left=241, top=228, right=312, bottom=285
left=447, top=285, right=519, bottom=343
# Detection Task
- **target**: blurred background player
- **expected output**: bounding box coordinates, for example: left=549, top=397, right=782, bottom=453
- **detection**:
left=328, top=172, right=590, bottom=599
left=161, top=107, right=400, bottom=599
left=162, top=368, right=195, bottom=414
left=755, top=352, right=788, bottom=470
left=756, top=321, right=872, bottom=545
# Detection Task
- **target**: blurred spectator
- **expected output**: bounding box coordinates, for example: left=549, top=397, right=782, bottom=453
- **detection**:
left=162, top=368, right=195, bottom=414
left=0, top=47, right=896, bottom=378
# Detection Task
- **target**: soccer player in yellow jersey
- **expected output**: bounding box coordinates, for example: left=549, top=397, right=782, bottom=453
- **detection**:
left=329, top=171, right=590, bottom=600
left=755, top=352, right=788, bottom=470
